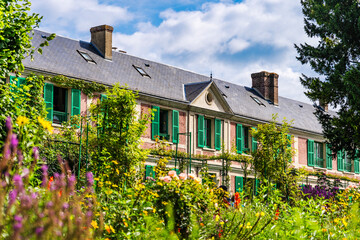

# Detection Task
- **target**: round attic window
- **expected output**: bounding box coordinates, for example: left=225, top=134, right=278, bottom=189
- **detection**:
left=206, top=92, right=213, bottom=105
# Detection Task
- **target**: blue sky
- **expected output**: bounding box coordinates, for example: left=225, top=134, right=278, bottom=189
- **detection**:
left=30, top=0, right=317, bottom=104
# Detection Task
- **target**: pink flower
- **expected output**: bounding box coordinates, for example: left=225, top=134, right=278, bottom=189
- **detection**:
left=194, top=177, right=202, bottom=184
left=188, top=174, right=195, bottom=179
left=179, top=173, right=187, bottom=180
left=168, top=170, right=177, bottom=177
left=163, top=176, right=172, bottom=183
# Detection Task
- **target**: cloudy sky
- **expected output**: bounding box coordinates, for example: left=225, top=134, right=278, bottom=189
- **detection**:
left=30, top=0, right=318, bottom=104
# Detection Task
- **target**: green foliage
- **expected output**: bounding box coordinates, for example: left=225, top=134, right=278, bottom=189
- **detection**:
left=296, top=0, right=360, bottom=157
left=0, top=0, right=54, bottom=81
left=45, top=75, right=107, bottom=97
left=90, top=84, right=150, bottom=188
left=0, top=75, right=48, bottom=163
left=251, top=115, right=297, bottom=201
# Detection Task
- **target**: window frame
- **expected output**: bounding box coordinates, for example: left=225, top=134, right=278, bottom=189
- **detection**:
left=314, top=142, right=324, bottom=168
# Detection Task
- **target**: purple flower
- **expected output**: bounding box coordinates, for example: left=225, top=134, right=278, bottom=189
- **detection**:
left=10, top=134, right=18, bottom=149
left=13, top=175, right=23, bottom=190
left=32, top=147, right=39, bottom=161
left=35, top=227, right=44, bottom=236
left=68, top=175, right=76, bottom=189
left=20, top=194, right=32, bottom=209
left=41, top=165, right=48, bottom=187
left=17, top=150, right=23, bottom=163
left=86, top=172, right=94, bottom=187
left=13, top=215, right=22, bottom=231
left=5, top=117, right=12, bottom=131
left=62, top=203, right=69, bottom=210
left=46, top=201, right=53, bottom=208
left=8, top=190, right=17, bottom=205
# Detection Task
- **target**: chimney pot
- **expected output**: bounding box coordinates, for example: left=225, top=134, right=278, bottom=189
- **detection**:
left=319, top=100, right=328, bottom=112
left=251, top=71, right=279, bottom=105
left=90, top=25, right=113, bottom=60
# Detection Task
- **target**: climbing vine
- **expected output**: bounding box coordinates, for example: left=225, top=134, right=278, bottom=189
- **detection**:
left=44, top=75, right=107, bottom=96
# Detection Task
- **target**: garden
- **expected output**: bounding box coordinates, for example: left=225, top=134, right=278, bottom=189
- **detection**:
left=1, top=75, right=360, bottom=240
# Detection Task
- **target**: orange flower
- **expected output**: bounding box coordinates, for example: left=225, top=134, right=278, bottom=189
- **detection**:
left=275, top=209, right=280, bottom=220
left=48, top=176, right=54, bottom=190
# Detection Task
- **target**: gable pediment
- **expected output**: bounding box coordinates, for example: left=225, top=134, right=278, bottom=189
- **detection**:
left=185, top=81, right=233, bottom=114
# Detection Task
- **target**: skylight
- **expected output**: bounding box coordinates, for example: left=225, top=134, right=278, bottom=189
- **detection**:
left=77, top=50, right=96, bottom=64
left=133, top=65, right=151, bottom=78
left=251, top=96, right=265, bottom=106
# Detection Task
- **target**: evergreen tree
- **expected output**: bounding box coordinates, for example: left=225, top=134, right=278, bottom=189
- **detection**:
left=295, top=0, right=360, bottom=157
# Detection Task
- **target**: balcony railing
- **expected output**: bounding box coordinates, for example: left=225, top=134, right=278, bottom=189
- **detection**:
left=344, top=162, right=352, bottom=172
left=315, top=157, right=324, bottom=168
left=53, top=111, right=68, bottom=124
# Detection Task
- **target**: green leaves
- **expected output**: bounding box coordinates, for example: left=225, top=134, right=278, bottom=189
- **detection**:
left=296, top=0, right=360, bottom=157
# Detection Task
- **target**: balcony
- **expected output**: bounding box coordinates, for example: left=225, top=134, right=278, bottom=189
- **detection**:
left=53, top=111, right=68, bottom=124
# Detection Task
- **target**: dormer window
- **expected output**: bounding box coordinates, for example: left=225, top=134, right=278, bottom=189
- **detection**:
left=77, top=50, right=96, bottom=64
left=133, top=65, right=150, bottom=78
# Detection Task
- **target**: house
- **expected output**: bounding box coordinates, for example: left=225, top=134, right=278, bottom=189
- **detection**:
left=9, top=25, right=359, bottom=192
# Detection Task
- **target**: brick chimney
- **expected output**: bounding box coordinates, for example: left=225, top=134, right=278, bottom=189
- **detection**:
left=251, top=71, right=279, bottom=105
left=90, top=25, right=113, bottom=60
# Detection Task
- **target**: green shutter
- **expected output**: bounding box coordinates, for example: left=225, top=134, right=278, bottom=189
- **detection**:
left=215, top=119, right=221, bottom=150
left=337, top=151, right=343, bottom=171
left=145, top=165, right=155, bottom=178
left=172, top=110, right=179, bottom=143
left=44, top=83, right=54, bottom=122
left=236, top=124, right=243, bottom=154
left=71, top=89, right=81, bottom=116
left=307, top=139, right=314, bottom=166
left=100, top=94, right=107, bottom=101
left=151, top=106, right=160, bottom=140
left=252, top=127, right=257, bottom=152
left=355, top=150, right=359, bottom=174
left=198, top=115, right=204, bottom=147
left=254, top=179, right=260, bottom=196
left=287, top=134, right=292, bottom=162
left=326, top=144, right=332, bottom=170
left=235, top=176, right=243, bottom=193
left=18, top=77, right=26, bottom=88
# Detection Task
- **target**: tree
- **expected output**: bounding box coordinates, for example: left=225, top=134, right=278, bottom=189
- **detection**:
left=0, top=0, right=54, bottom=82
left=251, top=115, right=297, bottom=200
left=90, top=84, right=150, bottom=188
left=295, top=0, right=360, bottom=157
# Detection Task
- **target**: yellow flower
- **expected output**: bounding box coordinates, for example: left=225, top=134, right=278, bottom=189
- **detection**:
left=112, top=184, right=118, bottom=188
left=322, top=228, right=327, bottom=233
left=220, top=221, right=224, bottom=226
left=105, top=224, right=115, bottom=233
left=143, top=210, right=148, bottom=216
left=112, top=160, right=118, bottom=165
left=38, top=116, right=53, bottom=133
left=256, top=212, right=260, bottom=217
left=16, top=116, right=29, bottom=126
left=91, top=220, right=99, bottom=229
left=215, top=215, right=220, bottom=222
left=261, top=212, right=265, bottom=217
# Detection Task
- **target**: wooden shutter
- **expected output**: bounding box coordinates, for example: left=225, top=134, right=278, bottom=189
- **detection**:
left=355, top=150, right=359, bottom=174
left=307, top=139, right=314, bottom=166
left=18, top=77, right=26, bottom=88
left=337, top=151, right=343, bottom=171
left=172, top=110, right=179, bottom=143
left=214, top=119, right=221, bottom=150
left=44, top=83, right=54, bottom=122
left=151, top=106, right=160, bottom=140
left=71, top=89, right=81, bottom=116
left=145, top=165, right=155, bottom=178
left=235, top=176, right=243, bottom=193
left=287, top=134, right=292, bottom=162
left=252, top=127, right=257, bottom=152
left=326, top=144, right=332, bottom=169
left=198, top=115, right=204, bottom=147
left=254, top=179, right=260, bottom=195
left=236, top=124, right=243, bottom=154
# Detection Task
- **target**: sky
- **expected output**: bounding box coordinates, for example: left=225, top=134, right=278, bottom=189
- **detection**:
left=30, top=0, right=318, bottom=104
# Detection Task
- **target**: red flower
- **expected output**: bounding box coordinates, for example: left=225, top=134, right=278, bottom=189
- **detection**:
left=275, top=208, right=280, bottom=220
left=234, top=192, right=241, bottom=208
left=47, top=176, right=53, bottom=190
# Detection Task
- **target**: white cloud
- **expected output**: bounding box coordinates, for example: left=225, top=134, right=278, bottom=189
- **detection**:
left=112, top=0, right=314, bottom=103
left=31, top=0, right=132, bottom=39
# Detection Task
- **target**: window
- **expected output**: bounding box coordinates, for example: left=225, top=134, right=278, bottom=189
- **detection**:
left=53, top=86, right=68, bottom=124
left=44, top=83, right=81, bottom=124
left=77, top=50, right=96, bottom=64
left=151, top=106, right=179, bottom=142
left=251, top=96, right=265, bottom=106
left=314, top=142, right=324, bottom=168
left=197, top=115, right=221, bottom=150
left=133, top=65, right=151, bottom=78
left=236, top=124, right=256, bottom=154
left=204, top=118, right=212, bottom=148
left=337, top=151, right=352, bottom=172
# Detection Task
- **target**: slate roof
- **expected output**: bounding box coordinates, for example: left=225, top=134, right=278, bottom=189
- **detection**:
left=184, top=81, right=212, bottom=102
left=23, top=29, right=332, bottom=135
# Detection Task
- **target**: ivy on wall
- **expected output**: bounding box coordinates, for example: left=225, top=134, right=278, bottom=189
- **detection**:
left=44, top=75, right=107, bottom=97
